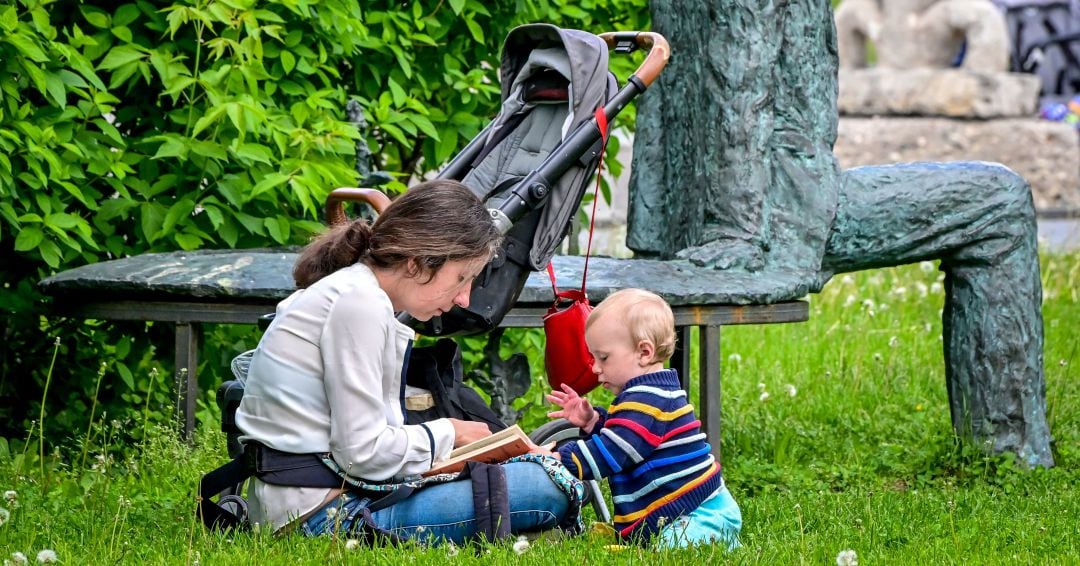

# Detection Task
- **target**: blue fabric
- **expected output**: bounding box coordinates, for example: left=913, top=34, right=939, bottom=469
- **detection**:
left=299, top=461, right=569, bottom=545
left=654, top=484, right=742, bottom=549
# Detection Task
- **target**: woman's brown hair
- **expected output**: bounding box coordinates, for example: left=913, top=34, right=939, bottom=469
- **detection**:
left=293, top=180, right=502, bottom=288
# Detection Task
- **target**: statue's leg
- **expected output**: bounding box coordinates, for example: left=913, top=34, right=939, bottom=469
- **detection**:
left=822, top=162, right=1053, bottom=468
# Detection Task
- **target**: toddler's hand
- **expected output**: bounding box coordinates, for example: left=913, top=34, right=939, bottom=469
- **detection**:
left=546, top=384, right=598, bottom=432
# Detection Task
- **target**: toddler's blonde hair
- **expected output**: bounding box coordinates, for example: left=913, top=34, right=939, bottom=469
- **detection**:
left=587, top=288, right=676, bottom=364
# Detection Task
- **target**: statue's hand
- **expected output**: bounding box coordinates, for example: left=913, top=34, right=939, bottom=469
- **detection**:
left=677, top=238, right=765, bottom=271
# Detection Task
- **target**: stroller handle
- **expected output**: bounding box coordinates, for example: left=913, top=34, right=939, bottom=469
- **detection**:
left=597, top=32, right=670, bottom=88
left=325, top=187, right=392, bottom=226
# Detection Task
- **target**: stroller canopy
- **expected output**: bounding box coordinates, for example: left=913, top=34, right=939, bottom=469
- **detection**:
left=456, top=23, right=615, bottom=269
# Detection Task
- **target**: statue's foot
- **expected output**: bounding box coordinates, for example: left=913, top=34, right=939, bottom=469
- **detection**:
left=677, top=238, right=765, bottom=271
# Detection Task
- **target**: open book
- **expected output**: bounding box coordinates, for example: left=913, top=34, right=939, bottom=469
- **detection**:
left=423, top=424, right=534, bottom=476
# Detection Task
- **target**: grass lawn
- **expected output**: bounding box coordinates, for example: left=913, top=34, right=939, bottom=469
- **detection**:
left=1, top=251, right=1076, bottom=565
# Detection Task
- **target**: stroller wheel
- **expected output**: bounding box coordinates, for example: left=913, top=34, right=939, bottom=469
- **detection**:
left=530, top=418, right=611, bottom=523
left=217, top=494, right=249, bottom=525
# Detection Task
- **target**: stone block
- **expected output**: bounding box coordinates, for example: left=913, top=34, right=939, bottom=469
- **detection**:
left=835, top=116, right=1080, bottom=211
left=838, top=69, right=1042, bottom=119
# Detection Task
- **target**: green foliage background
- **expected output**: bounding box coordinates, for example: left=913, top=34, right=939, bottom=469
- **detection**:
left=0, top=0, right=648, bottom=448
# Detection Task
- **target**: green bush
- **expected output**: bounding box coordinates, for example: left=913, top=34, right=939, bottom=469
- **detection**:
left=0, top=0, right=648, bottom=449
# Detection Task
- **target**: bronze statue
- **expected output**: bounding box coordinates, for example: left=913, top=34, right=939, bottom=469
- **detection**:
left=629, top=0, right=1053, bottom=468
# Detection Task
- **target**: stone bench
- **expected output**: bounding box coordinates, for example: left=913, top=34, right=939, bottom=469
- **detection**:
left=39, top=249, right=810, bottom=459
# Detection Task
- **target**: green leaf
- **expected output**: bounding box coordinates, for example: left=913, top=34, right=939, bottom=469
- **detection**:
left=98, top=45, right=146, bottom=71
left=111, top=25, right=133, bottom=43
left=280, top=50, right=295, bottom=74
left=464, top=17, right=484, bottom=43
left=113, top=4, right=141, bottom=27
left=38, top=239, right=62, bottom=268
left=264, top=216, right=286, bottom=244
left=388, top=77, right=406, bottom=107
left=448, top=0, right=466, bottom=15
left=152, top=136, right=188, bottom=159
left=81, top=7, right=111, bottom=29
left=14, top=226, right=44, bottom=251
left=5, top=33, right=50, bottom=63
left=140, top=203, right=166, bottom=243
left=174, top=232, right=202, bottom=250
left=234, top=143, right=273, bottom=165
left=250, top=172, right=290, bottom=198
left=117, top=363, right=134, bottom=390
left=45, top=72, right=67, bottom=108
left=45, top=213, right=81, bottom=229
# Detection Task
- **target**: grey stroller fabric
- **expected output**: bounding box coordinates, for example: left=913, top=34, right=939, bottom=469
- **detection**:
left=460, top=24, right=615, bottom=270
left=993, top=0, right=1080, bottom=102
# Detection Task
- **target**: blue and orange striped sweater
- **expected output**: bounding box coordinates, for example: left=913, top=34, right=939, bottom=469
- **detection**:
left=557, top=369, right=724, bottom=541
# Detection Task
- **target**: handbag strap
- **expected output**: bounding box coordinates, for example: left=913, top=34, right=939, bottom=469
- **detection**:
left=547, top=107, right=610, bottom=299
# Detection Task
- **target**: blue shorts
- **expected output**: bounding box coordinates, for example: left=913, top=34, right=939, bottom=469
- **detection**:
left=654, top=484, right=742, bottom=549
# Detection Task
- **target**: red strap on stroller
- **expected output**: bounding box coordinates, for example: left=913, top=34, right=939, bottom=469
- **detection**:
left=543, top=108, right=609, bottom=394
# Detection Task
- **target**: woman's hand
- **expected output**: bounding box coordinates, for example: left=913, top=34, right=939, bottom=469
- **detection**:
left=448, top=418, right=492, bottom=447
left=546, top=383, right=599, bottom=433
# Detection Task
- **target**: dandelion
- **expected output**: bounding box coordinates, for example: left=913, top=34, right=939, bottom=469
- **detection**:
left=888, top=336, right=899, bottom=348
left=860, top=299, right=875, bottom=310
left=0, top=507, right=9, bottom=527
left=892, top=286, right=907, bottom=297
left=416, top=525, right=427, bottom=533
left=924, top=323, right=933, bottom=333
left=446, top=542, right=459, bottom=557
left=784, top=384, right=797, bottom=397
left=344, top=539, right=360, bottom=551
left=757, top=382, right=766, bottom=391
left=840, top=274, right=854, bottom=285
left=325, top=507, right=338, bottom=520
left=836, top=549, right=858, bottom=566
left=843, top=294, right=856, bottom=307
left=35, top=550, right=57, bottom=564
left=513, top=535, right=531, bottom=555
left=3, top=491, right=15, bottom=506
left=919, top=261, right=935, bottom=273
left=728, top=353, right=742, bottom=364
left=930, top=281, right=943, bottom=294
left=11, top=553, right=28, bottom=566
left=759, top=391, right=770, bottom=402
left=916, top=282, right=929, bottom=297
left=1061, top=360, right=1068, bottom=367
left=872, top=352, right=883, bottom=363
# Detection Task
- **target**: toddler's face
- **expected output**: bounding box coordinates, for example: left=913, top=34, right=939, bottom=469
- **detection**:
left=584, top=312, right=647, bottom=395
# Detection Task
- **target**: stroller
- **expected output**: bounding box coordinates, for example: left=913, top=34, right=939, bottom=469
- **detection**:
left=993, top=0, right=1080, bottom=103
left=204, top=24, right=670, bottom=530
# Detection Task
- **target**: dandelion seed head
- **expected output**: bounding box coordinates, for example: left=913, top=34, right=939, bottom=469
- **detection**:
left=924, top=323, right=933, bottom=333
left=784, top=384, right=797, bottom=397
left=892, top=286, right=907, bottom=297
left=728, top=353, right=742, bottom=364
left=843, top=294, right=856, bottom=307
left=872, top=352, right=883, bottom=362
left=888, top=336, right=899, bottom=348
left=840, top=274, right=854, bottom=285
left=345, top=539, right=360, bottom=551
left=446, top=542, right=459, bottom=557
left=757, top=382, right=766, bottom=391
left=861, top=299, right=875, bottom=310
left=836, top=549, right=858, bottom=566
left=3, top=491, right=14, bottom=505
left=916, top=282, right=929, bottom=297
left=919, top=261, right=935, bottom=273
left=759, top=391, right=770, bottom=402
left=512, top=535, right=530, bottom=555
left=415, top=525, right=426, bottom=533
left=11, top=553, right=28, bottom=566
left=1060, top=359, right=1067, bottom=367
left=0, top=507, right=9, bottom=526
left=930, top=281, right=943, bottom=294
left=35, top=550, right=57, bottom=564
left=325, top=507, right=338, bottom=520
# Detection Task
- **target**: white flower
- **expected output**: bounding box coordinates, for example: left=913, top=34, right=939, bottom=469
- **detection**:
left=728, top=353, right=742, bottom=364
left=919, top=261, right=935, bottom=273
left=759, top=391, right=770, bottom=402
left=843, top=294, right=856, bottom=307
left=840, top=274, right=854, bottom=285
left=3, top=491, right=15, bottom=505
left=861, top=299, right=875, bottom=310
left=872, top=353, right=883, bottom=362
left=888, top=336, right=899, bottom=348
left=512, top=535, right=530, bottom=555
left=916, top=282, right=929, bottom=297
left=930, top=281, right=943, bottom=294
left=757, top=382, right=767, bottom=391
left=784, top=384, right=797, bottom=397
left=344, top=539, right=360, bottom=551
left=11, top=553, right=28, bottom=566
left=446, top=542, right=459, bottom=557
left=0, top=507, right=8, bottom=526
left=325, top=507, right=338, bottom=520
left=35, top=550, right=57, bottom=564
left=836, top=549, right=858, bottom=566
left=891, top=286, right=907, bottom=297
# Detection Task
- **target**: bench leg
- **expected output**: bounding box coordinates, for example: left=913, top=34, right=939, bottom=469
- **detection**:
left=672, top=326, right=693, bottom=392
left=699, top=324, right=722, bottom=464
left=174, top=322, right=202, bottom=440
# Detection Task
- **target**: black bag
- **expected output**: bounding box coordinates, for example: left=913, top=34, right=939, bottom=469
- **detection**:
left=404, top=338, right=506, bottom=432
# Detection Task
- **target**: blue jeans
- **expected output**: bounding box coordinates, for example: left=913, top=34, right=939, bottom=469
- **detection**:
left=300, top=461, right=569, bottom=545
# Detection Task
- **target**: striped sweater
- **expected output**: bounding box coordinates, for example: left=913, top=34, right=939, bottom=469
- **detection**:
left=557, top=369, right=723, bottom=541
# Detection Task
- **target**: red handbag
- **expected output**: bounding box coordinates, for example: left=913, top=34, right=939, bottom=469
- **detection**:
left=542, top=108, right=608, bottom=395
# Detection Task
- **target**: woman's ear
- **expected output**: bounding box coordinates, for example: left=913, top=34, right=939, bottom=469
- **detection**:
left=636, top=339, right=656, bottom=366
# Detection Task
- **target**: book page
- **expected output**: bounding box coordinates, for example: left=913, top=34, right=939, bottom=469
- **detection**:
left=425, top=424, right=533, bottom=476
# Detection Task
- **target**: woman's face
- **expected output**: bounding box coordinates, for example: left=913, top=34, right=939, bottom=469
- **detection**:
left=394, top=256, right=489, bottom=321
